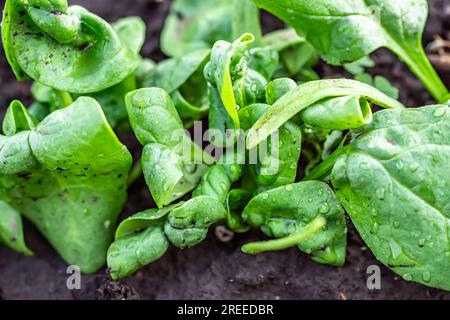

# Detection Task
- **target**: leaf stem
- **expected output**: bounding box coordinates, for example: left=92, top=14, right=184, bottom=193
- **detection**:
left=59, top=91, right=74, bottom=108
left=303, top=137, right=348, bottom=181
left=241, top=215, right=326, bottom=254
left=392, top=44, right=449, bottom=103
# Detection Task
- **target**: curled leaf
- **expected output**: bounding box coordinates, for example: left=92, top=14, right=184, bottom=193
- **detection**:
left=247, top=79, right=405, bottom=149
left=0, top=97, right=132, bottom=273
left=299, top=96, right=373, bottom=130
left=2, top=0, right=139, bottom=93
left=242, top=181, right=347, bottom=266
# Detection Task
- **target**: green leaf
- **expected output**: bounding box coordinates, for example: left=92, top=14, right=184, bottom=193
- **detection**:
left=0, top=97, right=132, bottom=273
left=232, top=0, right=263, bottom=46
left=107, top=224, right=169, bottom=280
left=253, top=0, right=449, bottom=102
left=142, top=49, right=211, bottom=125
left=2, top=0, right=139, bottom=93
left=299, top=95, right=373, bottom=130
left=161, top=0, right=233, bottom=57
left=115, top=207, right=172, bottom=240
left=125, top=88, right=213, bottom=208
left=0, top=200, right=32, bottom=255
left=264, top=28, right=318, bottom=77
left=246, top=79, right=405, bottom=149
left=204, top=33, right=256, bottom=129
left=226, top=189, right=252, bottom=233
left=265, top=78, right=297, bottom=105
left=112, top=16, right=146, bottom=55
left=86, top=75, right=137, bottom=129
left=242, top=181, right=347, bottom=266
left=2, top=100, right=38, bottom=136
left=192, top=155, right=243, bottom=204
left=355, top=73, right=400, bottom=100
left=239, top=103, right=302, bottom=191
left=247, top=47, right=279, bottom=81
left=343, top=56, right=375, bottom=75
left=331, top=105, right=450, bottom=290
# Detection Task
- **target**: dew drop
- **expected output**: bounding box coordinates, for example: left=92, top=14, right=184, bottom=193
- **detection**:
left=285, top=185, right=293, bottom=192
left=422, top=271, right=431, bottom=283
left=261, top=192, right=269, bottom=200
left=408, top=163, right=419, bottom=172
left=359, top=162, right=369, bottom=170
left=376, top=188, right=385, bottom=200
left=371, top=222, right=379, bottom=234
left=433, top=106, right=446, bottom=117
left=396, top=161, right=404, bottom=170
left=403, top=273, right=413, bottom=281
left=319, top=202, right=329, bottom=214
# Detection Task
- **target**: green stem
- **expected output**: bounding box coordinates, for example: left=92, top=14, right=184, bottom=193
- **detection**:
left=58, top=90, right=73, bottom=108
left=303, top=139, right=348, bottom=181
left=241, top=215, right=326, bottom=254
left=392, top=44, right=449, bottom=103
left=127, top=159, right=143, bottom=187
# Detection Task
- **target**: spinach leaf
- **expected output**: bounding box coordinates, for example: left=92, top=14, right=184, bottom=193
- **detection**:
left=263, top=28, right=319, bottom=79
left=205, top=33, right=257, bottom=130
left=205, top=34, right=276, bottom=146
left=265, top=78, right=297, bottom=105
left=26, top=16, right=146, bottom=129
left=113, top=16, right=146, bottom=55
left=354, top=73, right=399, bottom=100
left=2, top=0, right=139, bottom=93
left=0, top=200, right=31, bottom=255
left=2, top=100, right=38, bottom=136
left=161, top=0, right=233, bottom=57
left=142, top=49, right=211, bottom=126
left=242, top=181, right=347, bottom=266
left=125, top=88, right=213, bottom=208
left=232, top=0, right=263, bottom=46
left=239, top=103, right=302, bottom=192
left=331, top=105, right=450, bottom=290
left=343, top=56, right=376, bottom=75
left=227, top=189, right=252, bottom=233
left=253, top=0, right=449, bottom=102
left=0, top=97, right=132, bottom=273
left=247, top=79, right=405, bottom=149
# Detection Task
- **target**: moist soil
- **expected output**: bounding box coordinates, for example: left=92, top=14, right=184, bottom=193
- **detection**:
left=0, top=0, right=450, bottom=300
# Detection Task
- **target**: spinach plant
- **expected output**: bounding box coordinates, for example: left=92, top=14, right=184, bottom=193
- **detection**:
left=0, top=0, right=449, bottom=293
left=107, top=151, right=243, bottom=279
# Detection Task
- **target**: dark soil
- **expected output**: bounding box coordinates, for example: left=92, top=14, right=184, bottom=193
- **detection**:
left=1, top=0, right=450, bottom=300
